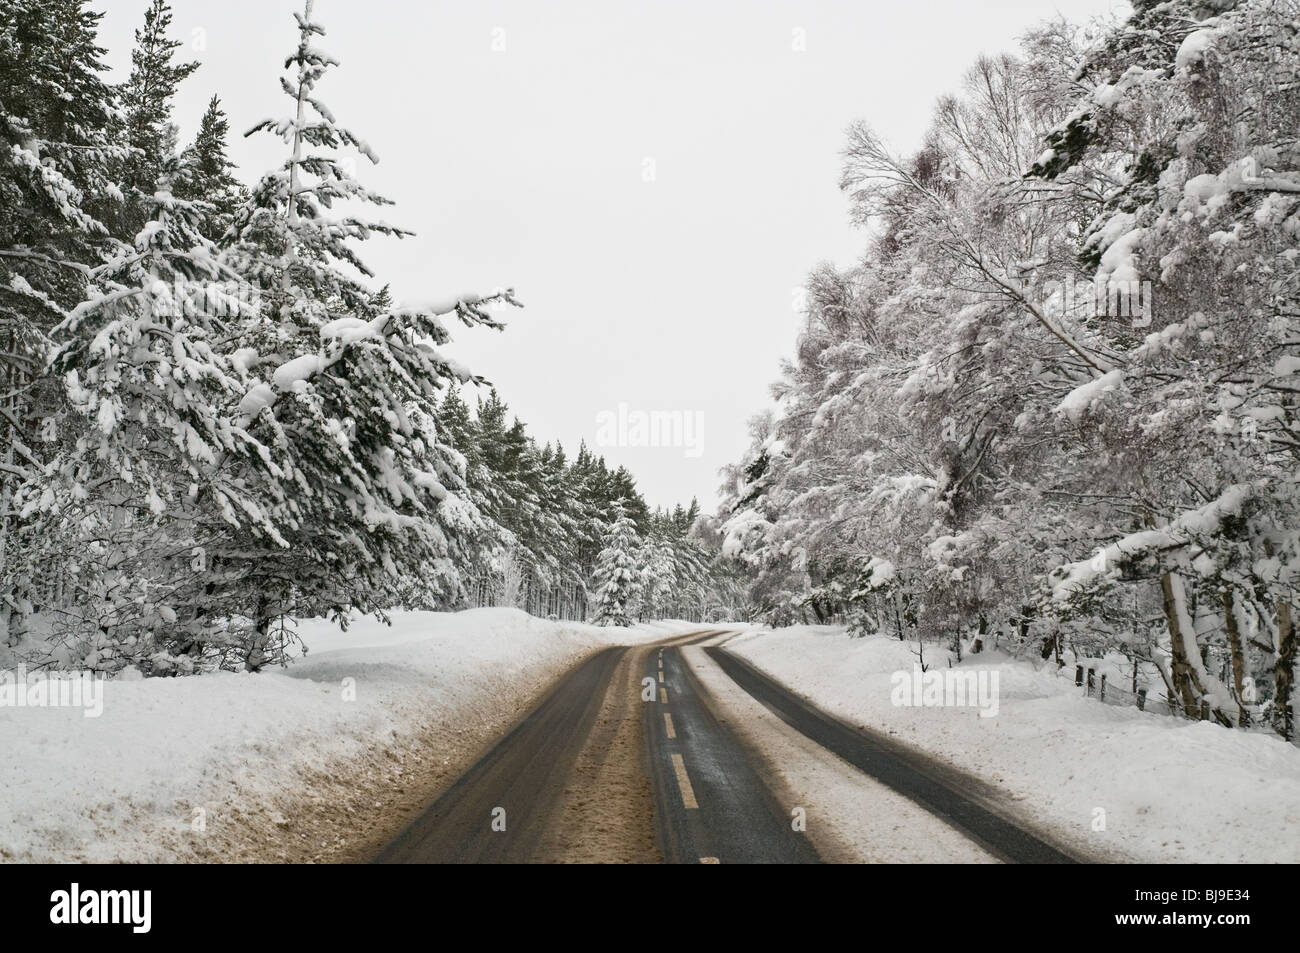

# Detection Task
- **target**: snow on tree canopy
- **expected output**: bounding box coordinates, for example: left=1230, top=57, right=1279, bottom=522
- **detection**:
left=1055, top=370, right=1124, bottom=423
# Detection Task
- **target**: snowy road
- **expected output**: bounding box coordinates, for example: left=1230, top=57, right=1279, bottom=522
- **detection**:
left=374, top=629, right=1084, bottom=864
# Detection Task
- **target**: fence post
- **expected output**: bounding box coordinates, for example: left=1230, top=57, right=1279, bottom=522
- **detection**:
left=1086, top=668, right=1095, bottom=696
left=1099, top=674, right=1107, bottom=703
left=1137, top=688, right=1147, bottom=711
left=1075, top=664, right=1083, bottom=687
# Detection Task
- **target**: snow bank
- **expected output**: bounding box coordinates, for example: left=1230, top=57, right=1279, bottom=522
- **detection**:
left=0, top=608, right=688, bottom=862
left=726, top=626, right=1300, bottom=863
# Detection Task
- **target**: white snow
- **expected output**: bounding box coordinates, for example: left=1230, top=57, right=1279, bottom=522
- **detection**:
left=1096, top=223, right=1146, bottom=285
left=725, top=625, right=1300, bottom=863
left=237, top=383, right=276, bottom=418
left=1183, top=172, right=1231, bottom=218
left=1091, top=84, right=1122, bottom=107
left=320, top=314, right=387, bottom=346
left=1176, top=29, right=1216, bottom=70
left=271, top=354, right=323, bottom=389
left=0, top=608, right=692, bottom=862
left=1051, top=483, right=1255, bottom=599
left=230, top=347, right=260, bottom=375
left=1055, top=368, right=1125, bottom=422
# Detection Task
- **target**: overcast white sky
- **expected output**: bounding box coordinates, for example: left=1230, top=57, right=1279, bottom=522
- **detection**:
left=97, top=0, right=1128, bottom=511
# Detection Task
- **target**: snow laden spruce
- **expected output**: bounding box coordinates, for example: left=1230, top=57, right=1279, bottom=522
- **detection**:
left=0, top=0, right=735, bottom=681
left=590, top=504, right=643, bottom=628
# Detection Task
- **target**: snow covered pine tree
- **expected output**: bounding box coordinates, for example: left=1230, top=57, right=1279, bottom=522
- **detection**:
left=590, top=501, right=642, bottom=626
left=212, top=0, right=519, bottom=669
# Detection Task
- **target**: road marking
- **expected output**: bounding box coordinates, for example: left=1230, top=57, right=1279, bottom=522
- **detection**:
left=658, top=671, right=664, bottom=683
left=664, top=712, right=676, bottom=739
left=700, top=857, right=720, bottom=864
left=660, top=687, right=668, bottom=704
left=671, top=753, right=699, bottom=809
left=658, top=659, right=663, bottom=670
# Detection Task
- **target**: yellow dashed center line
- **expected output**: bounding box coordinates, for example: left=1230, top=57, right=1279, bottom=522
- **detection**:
left=659, top=687, right=668, bottom=704
left=671, top=753, right=699, bottom=809
left=663, top=712, right=676, bottom=739
left=658, top=671, right=664, bottom=683
left=658, top=659, right=663, bottom=669
left=700, top=856, right=720, bottom=864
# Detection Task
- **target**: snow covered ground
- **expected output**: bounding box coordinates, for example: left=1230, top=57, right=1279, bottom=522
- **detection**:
left=10, top=611, right=1286, bottom=865
left=725, top=625, right=1300, bottom=863
left=0, top=609, right=696, bottom=863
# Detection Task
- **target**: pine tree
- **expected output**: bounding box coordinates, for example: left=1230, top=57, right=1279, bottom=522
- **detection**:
left=0, top=0, right=120, bottom=650
left=31, top=148, right=262, bottom=673
left=638, top=528, right=676, bottom=620
left=1, top=0, right=719, bottom=666
left=590, top=501, right=642, bottom=626
left=115, top=0, right=198, bottom=233
left=177, top=95, right=245, bottom=242
left=214, top=0, right=517, bottom=668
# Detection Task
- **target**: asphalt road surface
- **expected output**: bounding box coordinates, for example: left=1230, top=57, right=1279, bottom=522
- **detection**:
left=375, top=629, right=1082, bottom=864
left=647, top=640, right=821, bottom=863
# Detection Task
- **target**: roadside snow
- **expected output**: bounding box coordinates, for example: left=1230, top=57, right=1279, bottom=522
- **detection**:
left=0, top=608, right=694, bottom=863
left=725, top=626, right=1300, bottom=863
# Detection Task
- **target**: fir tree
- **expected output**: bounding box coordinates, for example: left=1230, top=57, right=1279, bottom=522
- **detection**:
left=178, top=95, right=245, bottom=241
left=216, top=0, right=517, bottom=668
left=115, top=0, right=198, bottom=232
left=591, top=501, right=642, bottom=626
left=0, top=0, right=120, bottom=648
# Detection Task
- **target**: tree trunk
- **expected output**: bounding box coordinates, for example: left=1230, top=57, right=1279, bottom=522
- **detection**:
left=1160, top=570, right=1201, bottom=718
left=247, top=593, right=271, bottom=672
left=1275, top=595, right=1295, bottom=741
left=1222, top=588, right=1249, bottom=727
